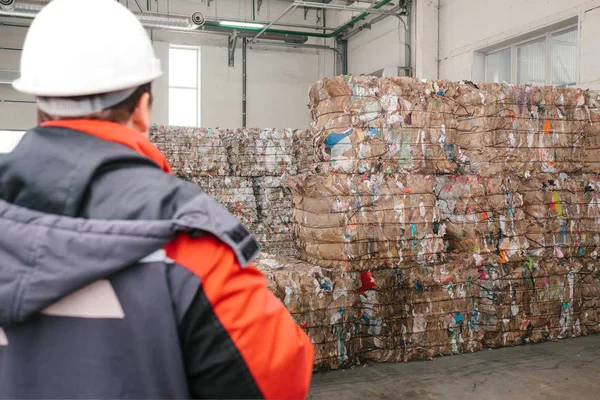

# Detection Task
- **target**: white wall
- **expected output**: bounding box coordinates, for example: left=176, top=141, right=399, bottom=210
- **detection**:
left=347, top=17, right=408, bottom=75
left=0, top=22, right=36, bottom=130
left=152, top=30, right=332, bottom=128
left=151, top=0, right=335, bottom=128
left=327, top=8, right=410, bottom=76
left=438, top=0, right=600, bottom=89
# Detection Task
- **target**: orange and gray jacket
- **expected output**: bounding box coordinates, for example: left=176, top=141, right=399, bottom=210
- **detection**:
left=0, top=120, right=314, bottom=399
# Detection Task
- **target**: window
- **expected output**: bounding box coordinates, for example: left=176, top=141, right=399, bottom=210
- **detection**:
left=485, top=48, right=511, bottom=84
left=483, top=26, right=578, bottom=86
left=0, top=131, right=25, bottom=153
left=552, top=28, right=578, bottom=86
left=516, top=38, right=546, bottom=85
left=169, top=46, right=200, bottom=127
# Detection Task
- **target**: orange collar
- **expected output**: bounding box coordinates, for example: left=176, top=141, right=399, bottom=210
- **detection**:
left=41, top=120, right=172, bottom=173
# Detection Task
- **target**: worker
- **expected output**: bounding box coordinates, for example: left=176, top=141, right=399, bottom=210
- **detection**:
left=0, top=0, right=313, bottom=398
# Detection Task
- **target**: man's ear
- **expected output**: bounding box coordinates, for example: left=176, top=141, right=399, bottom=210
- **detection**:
left=129, top=92, right=152, bottom=135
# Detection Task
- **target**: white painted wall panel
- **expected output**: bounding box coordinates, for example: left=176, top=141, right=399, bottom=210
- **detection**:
left=0, top=24, right=27, bottom=48
left=0, top=102, right=35, bottom=130
left=153, top=30, right=332, bottom=129
left=247, top=47, right=317, bottom=128
left=414, top=0, right=439, bottom=79
left=0, top=23, right=34, bottom=130
left=438, top=0, right=600, bottom=89
left=579, top=6, right=600, bottom=88
left=200, top=44, right=243, bottom=128
left=347, top=17, right=407, bottom=76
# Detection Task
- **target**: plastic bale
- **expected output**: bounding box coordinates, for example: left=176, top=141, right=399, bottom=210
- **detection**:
left=226, top=128, right=297, bottom=177
left=252, top=176, right=297, bottom=258
left=187, top=176, right=258, bottom=231
left=149, top=125, right=230, bottom=177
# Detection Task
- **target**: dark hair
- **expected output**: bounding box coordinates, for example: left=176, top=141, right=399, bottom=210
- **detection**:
left=37, top=82, right=153, bottom=124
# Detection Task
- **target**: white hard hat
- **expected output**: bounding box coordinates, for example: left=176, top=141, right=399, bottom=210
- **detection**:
left=13, top=0, right=162, bottom=98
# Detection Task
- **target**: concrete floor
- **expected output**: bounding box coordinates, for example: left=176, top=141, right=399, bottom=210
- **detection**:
left=309, top=335, right=600, bottom=400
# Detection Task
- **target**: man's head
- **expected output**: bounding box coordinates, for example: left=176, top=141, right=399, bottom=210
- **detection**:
left=13, top=0, right=162, bottom=134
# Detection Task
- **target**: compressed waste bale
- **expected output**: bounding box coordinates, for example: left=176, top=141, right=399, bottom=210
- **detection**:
left=286, top=172, right=445, bottom=270
left=436, top=175, right=529, bottom=265
left=292, top=129, right=319, bottom=174
left=312, top=126, right=455, bottom=175
left=583, top=91, right=600, bottom=173
left=309, top=77, right=461, bottom=174
left=308, top=77, right=594, bottom=177
left=149, top=125, right=230, bottom=176
left=226, top=128, right=296, bottom=177
left=464, top=257, right=600, bottom=349
left=255, top=255, right=361, bottom=370
left=455, top=85, right=588, bottom=177
left=188, top=176, right=258, bottom=230
left=518, top=173, right=600, bottom=259
left=354, top=268, right=482, bottom=363
left=252, top=176, right=297, bottom=257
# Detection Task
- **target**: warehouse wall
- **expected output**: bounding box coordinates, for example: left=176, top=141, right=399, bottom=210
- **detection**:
left=327, top=9, right=411, bottom=76
left=0, top=22, right=35, bottom=131
left=347, top=16, right=409, bottom=76
left=438, top=0, right=600, bottom=89
left=152, top=30, right=333, bottom=128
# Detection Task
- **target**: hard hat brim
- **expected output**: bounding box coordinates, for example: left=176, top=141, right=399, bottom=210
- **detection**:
left=12, top=70, right=163, bottom=98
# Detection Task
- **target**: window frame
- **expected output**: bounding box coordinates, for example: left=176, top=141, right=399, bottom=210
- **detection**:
left=168, top=44, right=201, bottom=127
left=483, top=25, right=578, bottom=87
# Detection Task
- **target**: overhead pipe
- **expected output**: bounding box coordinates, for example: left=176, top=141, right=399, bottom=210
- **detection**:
left=0, top=0, right=207, bottom=31
left=206, top=16, right=338, bottom=31
left=136, top=12, right=205, bottom=30
left=329, top=0, right=394, bottom=37
left=342, top=4, right=403, bottom=39
left=293, top=1, right=399, bottom=17
left=204, top=0, right=397, bottom=39
left=2, top=0, right=396, bottom=39
left=251, top=3, right=298, bottom=42
left=0, top=0, right=40, bottom=18
left=202, top=22, right=329, bottom=38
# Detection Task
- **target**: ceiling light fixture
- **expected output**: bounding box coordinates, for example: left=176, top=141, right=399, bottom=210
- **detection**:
left=219, top=21, right=265, bottom=29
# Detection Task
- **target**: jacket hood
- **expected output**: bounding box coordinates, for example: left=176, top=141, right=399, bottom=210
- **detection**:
left=0, top=194, right=258, bottom=326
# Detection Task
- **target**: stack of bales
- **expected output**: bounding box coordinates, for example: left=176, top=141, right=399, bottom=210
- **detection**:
left=282, top=77, right=600, bottom=368
left=284, top=76, right=460, bottom=367
left=150, top=126, right=298, bottom=256
left=150, top=79, right=600, bottom=371
left=453, top=84, right=600, bottom=348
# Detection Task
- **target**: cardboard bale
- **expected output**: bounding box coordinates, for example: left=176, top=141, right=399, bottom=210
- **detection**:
left=293, top=129, right=319, bottom=174
left=255, top=255, right=361, bottom=370
left=188, top=176, right=258, bottom=230
left=583, top=91, right=600, bottom=172
left=149, top=125, right=230, bottom=176
left=350, top=267, right=482, bottom=363
left=312, top=126, right=456, bottom=175
left=437, top=175, right=529, bottom=266
left=518, top=173, right=600, bottom=259
left=455, top=85, right=589, bottom=177
left=226, top=128, right=296, bottom=177
left=465, top=258, right=597, bottom=348
left=286, top=173, right=445, bottom=270
left=252, top=176, right=297, bottom=257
